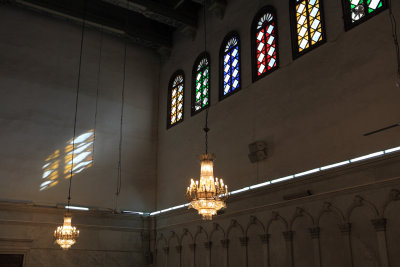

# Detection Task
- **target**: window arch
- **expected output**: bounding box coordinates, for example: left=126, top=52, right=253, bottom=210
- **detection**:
left=290, top=0, right=326, bottom=58
left=192, top=53, right=210, bottom=115
left=251, top=6, right=279, bottom=82
left=342, top=0, right=387, bottom=30
left=220, top=32, right=241, bottom=100
left=167, top=71, right=184, bottom=128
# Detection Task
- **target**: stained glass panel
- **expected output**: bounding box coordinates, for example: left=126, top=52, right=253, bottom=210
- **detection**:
left=222, top=36, right=240, bottom=96
left=347, top=0, right=384, bottom=25
left=294, top=0, right=324, bottom=54
left=169, top=74, right=184, bottom=126
left=255, top=11, right=277, bottom=78
left=193, top=57, right=210, bottom=112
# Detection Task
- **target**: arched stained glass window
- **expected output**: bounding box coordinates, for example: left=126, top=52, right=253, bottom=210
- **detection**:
left=220, top=32, right=241, bottom=99
left=167, top=71, right=184, bottom=128
left=192, top=53, right=210, bottom=115
left=290, top=0, right=326, bottom=58
left=342, top=0, right=386, bottom=30
left=251, top=6, right=279, bottom=81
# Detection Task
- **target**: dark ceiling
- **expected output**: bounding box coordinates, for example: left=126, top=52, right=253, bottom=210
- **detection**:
left=10, top=0, right=207, bottom=51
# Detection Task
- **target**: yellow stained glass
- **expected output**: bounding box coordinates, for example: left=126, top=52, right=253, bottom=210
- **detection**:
left=295, top=0, right=324, bottom=53
left=170, top=75, right=184, bottom=126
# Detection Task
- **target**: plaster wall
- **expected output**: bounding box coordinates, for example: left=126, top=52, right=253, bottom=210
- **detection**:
left=0, top=5, right=160, bottom=211
left=156, top=0, right=400, bottom=208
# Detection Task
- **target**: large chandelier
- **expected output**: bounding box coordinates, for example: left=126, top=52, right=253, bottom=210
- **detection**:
left=54, top=214, right=79, bottom=250
left=186, top=153, right=228, bottom=220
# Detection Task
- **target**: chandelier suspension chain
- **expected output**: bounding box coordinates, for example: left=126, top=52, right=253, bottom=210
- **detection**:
left=388, top=0, right=400, bottom=82
left=92, top=26, right=104, bottom=159
left=204, top=108, right=209, bottom=154
left=68, top=0, right=87, bottom=209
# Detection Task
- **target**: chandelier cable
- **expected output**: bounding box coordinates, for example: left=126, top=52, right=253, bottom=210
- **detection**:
left=92, top=26, right=104, bottom=160
left=114, top=0, right=129, bottom=211
left=203, top=0, right=207, bottom=54
left=68, top=0, right=87, bottom=210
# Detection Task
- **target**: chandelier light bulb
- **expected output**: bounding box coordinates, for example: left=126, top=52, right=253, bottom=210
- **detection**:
left=54, top=213, right=80, bottom=250
left=186, top=154, right=229, bottom=220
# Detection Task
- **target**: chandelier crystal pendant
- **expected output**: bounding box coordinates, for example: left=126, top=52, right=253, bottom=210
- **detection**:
left=186, top=153, right=228, bottom=220
left=54, top=213, right=80, bottom=250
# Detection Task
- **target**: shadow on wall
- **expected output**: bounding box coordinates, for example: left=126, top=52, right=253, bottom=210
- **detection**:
left=40, top=130, right=94, bottom=191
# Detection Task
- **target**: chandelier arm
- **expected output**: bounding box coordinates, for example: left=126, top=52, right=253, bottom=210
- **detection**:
left=68, top=0, right=88, bottom=210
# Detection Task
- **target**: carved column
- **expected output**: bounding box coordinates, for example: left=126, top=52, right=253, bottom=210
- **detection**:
left=221, top=239, right=229, bottom=267
left=309, top=227, right=322, bottom=267
left=240, top=237, right=249, bottom=267
left=260, top=234, right=270, bottom=267
left=189, top=244, right=196, bottom=267
left=339, top=223, right=353, bottom=267
left=204, top=241, right=212, bottom=267
left=371, top=218, right=390, bottom=267
left=154, top=248, right=158, bottom=267
left=163, top=247, right=169, bottom=267
left=283, top=231, right=294, bottom=267
left=176, top=245, right=182, bottom=267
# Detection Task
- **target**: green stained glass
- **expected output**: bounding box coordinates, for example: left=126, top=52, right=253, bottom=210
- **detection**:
left=347, top=0, right=384, bottom=23
left=193, top=57, right=210, bottom=112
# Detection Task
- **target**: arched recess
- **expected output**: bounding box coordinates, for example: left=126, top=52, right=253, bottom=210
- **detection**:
left=168, top=231, right=181, bottom=267
left=181, top=229, right=194, bottom=267
left=156, top=234, right=168, bottom=267
left=382, top=189, right=400, bottom=267
left=317, top=202, right=347, bottom=267
left=227, top=219, right=246, bottom=267
left=210, top=223, right=225, bottom=267
left=266, top=212, right=288, bottom=267
left=194, top=226, right=209, bottom=267
left=347, top=196, right=380, bottom=267
left=246, top=216, right=265, bottom=267
left=290, top=207, right=315, bottom=267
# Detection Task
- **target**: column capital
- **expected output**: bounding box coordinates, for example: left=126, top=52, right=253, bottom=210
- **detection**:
left=339, top=223, right=351, bottom=234
left=221, top=239, right=230, bottom=248
left=204, top=241, right=212, bottom=250
left=283, top=231, right=294, bottom=241
left=259, top=234, right=270, bottom=244
left=371, top=218, right=387, bottom=232
left=189, top=243, right=196, bottom=251
left=163, top=247, right=169, bottom=254
left=176, top=245, right=182, bottom=253
left=309, top=227, right=320, bottom=239
left=239, top=237, right=249, bottom=247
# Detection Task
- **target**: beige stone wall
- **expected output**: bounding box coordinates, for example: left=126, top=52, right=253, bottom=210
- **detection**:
left=156, top=0, right=400, bottom=209
left=154, top=153, right=400, bottom=267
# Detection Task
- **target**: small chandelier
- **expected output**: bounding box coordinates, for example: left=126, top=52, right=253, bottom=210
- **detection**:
left=54, top=213, right=79, bottom=250
left=186, top=153, right=228, bottom=220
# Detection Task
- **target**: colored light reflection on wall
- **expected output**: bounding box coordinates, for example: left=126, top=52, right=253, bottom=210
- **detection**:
left=40, top=130, right=94, bottom=191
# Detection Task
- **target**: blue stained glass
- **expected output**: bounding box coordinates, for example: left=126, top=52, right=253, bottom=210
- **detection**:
left=223, top=37, right=240, bottom=96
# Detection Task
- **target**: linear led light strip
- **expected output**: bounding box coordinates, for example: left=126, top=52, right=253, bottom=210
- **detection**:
left=148, top=146, right=400, bottom=216
left=63, top=146, right=400, bottom=215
